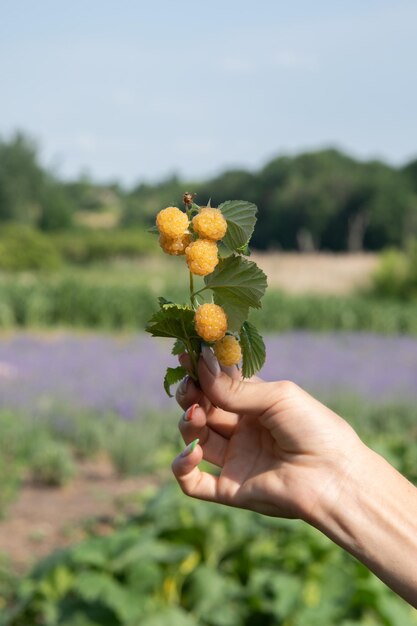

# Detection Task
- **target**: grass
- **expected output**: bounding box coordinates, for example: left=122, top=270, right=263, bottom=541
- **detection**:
left=0, top=408, right=180, bottom=518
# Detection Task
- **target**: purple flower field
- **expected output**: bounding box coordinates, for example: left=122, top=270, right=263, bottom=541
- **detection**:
left=0, top=332, right=415, bottom=420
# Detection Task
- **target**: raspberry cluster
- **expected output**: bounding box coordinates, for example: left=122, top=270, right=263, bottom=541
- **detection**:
left=155, top=200, right=243, bottom=370
left=155, top=204, right=227, bottom=276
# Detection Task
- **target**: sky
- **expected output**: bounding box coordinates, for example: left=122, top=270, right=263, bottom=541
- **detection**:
left=1, top=1, right=416, bottom=186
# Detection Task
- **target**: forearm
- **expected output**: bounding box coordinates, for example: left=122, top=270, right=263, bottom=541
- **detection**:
left=310, top=442, right=417, bottom=607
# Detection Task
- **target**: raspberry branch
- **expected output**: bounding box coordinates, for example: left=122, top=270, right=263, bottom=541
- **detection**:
left=146, top=193, right=267, bottom=396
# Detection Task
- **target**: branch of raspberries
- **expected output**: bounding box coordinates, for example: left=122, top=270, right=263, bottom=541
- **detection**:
left=146, top=194, right=267, bottom=396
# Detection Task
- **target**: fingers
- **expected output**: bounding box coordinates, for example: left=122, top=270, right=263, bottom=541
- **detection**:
left=171, top=440, right=220, bottom=503
left=179, top=404, right=228, bottom=467
left=176, top=356, right=242, bottom=438
left=176, top=375, right=202, bottom=411
left=199, top=345, right=278, bottom=416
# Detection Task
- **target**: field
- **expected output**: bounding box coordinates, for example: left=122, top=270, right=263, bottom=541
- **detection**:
left=0, top=253, right=416, bottom=624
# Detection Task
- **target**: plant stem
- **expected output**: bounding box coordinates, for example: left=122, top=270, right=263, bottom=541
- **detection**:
left=190, top=271, right=197, bottom=309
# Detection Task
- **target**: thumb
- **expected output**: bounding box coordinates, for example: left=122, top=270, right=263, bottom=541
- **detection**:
left=199, top=345, right=277, bottom=415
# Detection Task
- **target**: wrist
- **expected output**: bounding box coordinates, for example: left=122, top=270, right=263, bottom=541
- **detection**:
left=304, top=440, right=417, bottom=606
left=302, top=435, right=372, bottom=532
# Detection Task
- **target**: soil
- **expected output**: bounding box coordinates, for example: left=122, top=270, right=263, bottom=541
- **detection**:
left=0, top=456, right=162, bottom=573
left=251, top=252, right=378, bottom=295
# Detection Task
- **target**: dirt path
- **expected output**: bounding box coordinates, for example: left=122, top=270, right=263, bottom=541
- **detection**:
left=251, top=252, right=378, bottom=294
left=0, top=457, right=161, bottom=572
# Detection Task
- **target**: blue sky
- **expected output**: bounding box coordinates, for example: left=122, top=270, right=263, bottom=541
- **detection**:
left=1, top=1, right=416, bottom=185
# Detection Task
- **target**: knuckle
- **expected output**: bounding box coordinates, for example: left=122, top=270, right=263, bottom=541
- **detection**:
left=274, top=379, right=299, bottom=398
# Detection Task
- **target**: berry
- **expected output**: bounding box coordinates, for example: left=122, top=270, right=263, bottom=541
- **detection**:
left=159, top=233, right=192, bottom=256
left=156, top=206, right=189, bottom=238
left=214, top=335, right=242, bottom=366
left=192, top=207, right=227, bottom=241
left=185, top=239, right=219, bottom=276
left=195, top=303, right=228, bottom=342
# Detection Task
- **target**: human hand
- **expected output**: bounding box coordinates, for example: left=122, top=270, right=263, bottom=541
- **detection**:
left=172, top=345, right=364, bottom=522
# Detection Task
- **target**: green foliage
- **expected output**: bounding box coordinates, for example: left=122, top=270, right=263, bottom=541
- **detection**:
left=103, top=411, right=178, bottom=476
left=1, top=131, right=417, bottom=252
left=205, top=256, right=267, bottom=322
left=251, top=291, right=417, bottom=334
left=5, top=474, right=417, bottom=626
left=0, top=413, right=27, bottom=516
left=0, top=132, right=74, bottom=230
left=29, top=439, right=76, bottom=486
left=239, top=321, right=266, bottom=379
left=0, top=226, right=62, bottom=271
left=164, top=367, right=188, bottom=398
left=0, top=274, right=415, bottom=333
left=371, top=241, right=417, bottom=300
left=174, top=150, right=417, bottom=252
left=217, top=200, right=257, bottom=256
left=52, top=229, right=157, bottom=264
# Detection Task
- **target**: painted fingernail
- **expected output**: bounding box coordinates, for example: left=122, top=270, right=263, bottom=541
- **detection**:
left=181, top=438, right=199, bottom=457
left=202, top=345, right=221, bottom=377
left=183, top=403, right=198, bottom=422
left=220, top=364, right=238, bottom=377
left=177, top=376, right=190, bottom=396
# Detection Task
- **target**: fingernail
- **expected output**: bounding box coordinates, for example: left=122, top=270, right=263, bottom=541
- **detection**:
left=183, top=403, right=198, bottom=422
left=202, top=345, right=221, bottom=377
left=177, top=375, right=190, bottom=396
left=221, top=364, right=237, bottom=377
left=181, top=438, right=199, bottom=457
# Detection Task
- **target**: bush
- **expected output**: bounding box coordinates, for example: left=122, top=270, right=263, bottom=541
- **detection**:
left=0, top=226, right=62, bottom=271
left=104, top=412, right=177, bottom=476
left=52, top=229, right=157, bottom=264
left=371, top=241, right=417, bottom=300
left=29, top=439, right=76, bottom=486
left=4, top=481, right=417, bottom=626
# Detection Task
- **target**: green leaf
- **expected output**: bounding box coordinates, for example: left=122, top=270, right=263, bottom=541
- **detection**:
left=239, top=321, right=266, bottom=378
left=218, top=200, right=257, bottom=254
left=147, top=225, right=159, bottom=234
left=204, top=256, right=267, bottom=332
left=164, top=366, right=187, bottom=397
left=145, top=304, right=195, bottom=341
left=172, top=339, right=186, bottom=355
left=158, top=296, right=174, bottom=307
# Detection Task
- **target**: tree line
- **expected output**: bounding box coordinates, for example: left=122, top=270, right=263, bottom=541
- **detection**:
left=1, top=132, right=416, bottom=252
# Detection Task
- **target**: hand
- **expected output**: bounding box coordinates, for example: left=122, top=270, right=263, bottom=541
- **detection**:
left=172, top=346, right=364, bottom=521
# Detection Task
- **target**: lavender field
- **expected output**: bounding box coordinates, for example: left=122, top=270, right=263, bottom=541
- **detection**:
left=0, top=331, right=415, bottom=421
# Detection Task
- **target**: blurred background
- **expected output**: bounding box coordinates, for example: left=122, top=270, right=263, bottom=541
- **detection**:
left=0, top=1, right=417, bottom=624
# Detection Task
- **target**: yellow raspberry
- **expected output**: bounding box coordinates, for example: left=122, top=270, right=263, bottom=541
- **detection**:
left=195, top=303, right=228, bottom=342
left=192, top=207, right=227, bottom=241
left=214, top=335, right=242, bottom=366
left=185, top=239, right=218, bottom=276
left=159, top=233, right=192, bottom=256
left=156, top=206, right=189, bottom=238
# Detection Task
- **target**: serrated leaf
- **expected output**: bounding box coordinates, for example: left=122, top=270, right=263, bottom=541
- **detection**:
left=239, top=321, right=266, bottom=378
left=216, top=299, right=249, bottom=334
left=205, top=256, right=267, bottom=309
left=145, top=304, right=195, bottom=340
left=158, top=296, right=174, bottom=307
left=164, top=366, right=187, bottom=397
left=218, top=200, right=257, bottom=253
left=172, top=339, right=186, bottom=355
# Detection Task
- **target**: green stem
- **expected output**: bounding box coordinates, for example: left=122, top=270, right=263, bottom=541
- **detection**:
left=191, top=286, right=207, bottom=299
left=190, top=271, right=197, bottom=308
